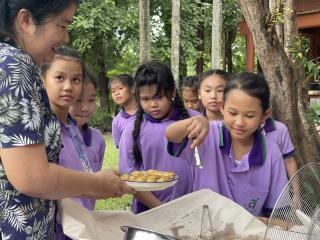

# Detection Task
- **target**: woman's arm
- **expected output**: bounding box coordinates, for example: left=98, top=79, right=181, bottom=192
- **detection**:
left=0, top=144, right=134, bottom=200
left=134, top=191, right=162, bottom=209
left=166, top=115, right=209, bottom=148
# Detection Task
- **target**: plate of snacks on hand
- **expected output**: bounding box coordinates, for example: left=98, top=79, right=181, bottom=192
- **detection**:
left=120, top=170, right=178, bottom=191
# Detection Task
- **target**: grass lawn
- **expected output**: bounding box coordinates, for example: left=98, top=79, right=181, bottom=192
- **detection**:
left=95, top=133, right=133, bottom=210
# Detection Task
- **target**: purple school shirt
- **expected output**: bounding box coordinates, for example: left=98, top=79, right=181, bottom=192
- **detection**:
left=59, top=117, right=95, bottom=210
left=56, top=117, right=95, bottom=240
left=119, top=109, right=199, bottom=213
left=112, top=109, right=136, bottom=148
left=262, top=118, right=295, bottom=159
left=168, top=121, right=288, bottom=217
left=55, top=122, right=105, bottom=240
left=81, top=123, right=105, bottom=172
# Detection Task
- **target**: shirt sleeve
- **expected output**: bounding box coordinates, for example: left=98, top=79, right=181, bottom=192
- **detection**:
left=278, top=123, right=295, bottom=158
left=167, top=138, right=189, bottom=157
left=111, top=114, right=121, bottom=149
left=0, top=54, right=45, bottom=148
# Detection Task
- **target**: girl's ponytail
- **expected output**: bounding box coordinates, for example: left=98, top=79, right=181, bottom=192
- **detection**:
left=132, top=107, right=144, bottom=167
left=174, top=90, right=190, bottom=120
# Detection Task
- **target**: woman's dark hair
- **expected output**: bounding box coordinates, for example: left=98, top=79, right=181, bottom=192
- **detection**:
left=224, top=72, right=270, bottom=111
left=199, top=69, right=230, bottom=85
left=132, top=60, right=189, bottom=166
left=109, top=74, right=134, bottom=89
left=0, top=0, right=79, bottom=43
left=40, top=46, right=85, bottom=79
left=84, top=64, right=98, bottom=89
left=181, top=76, right=199, bottom=95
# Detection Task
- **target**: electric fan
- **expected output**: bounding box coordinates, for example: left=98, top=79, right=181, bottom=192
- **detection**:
left=264, top=162, right=320, bottom=240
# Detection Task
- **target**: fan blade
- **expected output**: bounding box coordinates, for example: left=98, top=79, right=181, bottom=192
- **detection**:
left=296, top=209, right=312, bottom=228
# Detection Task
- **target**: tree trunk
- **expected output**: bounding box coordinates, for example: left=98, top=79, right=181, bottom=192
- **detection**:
left=171, top=0, right=180, bottom=88
left=180, top=48, right=187, bottom=84
left=195, top=18, right=204, bottom=75
left=211, top=0, right=222, bottom=69
left=269, top=0, right=284, bottom=46
left=283, top=0, right=297, bottom=59
left=238, top=0, right=320, bottom=165
left=225, top=30, right=236, bottom=73
left=94, top=37, right=109, bottom=111
left=221, top=27, right=226, bottom=71
left=139, top=0, right=151, bottom=63
left=98, top=59, right=109, bottom=111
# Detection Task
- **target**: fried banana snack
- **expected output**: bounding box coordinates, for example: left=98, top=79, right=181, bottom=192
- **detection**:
left=120, top=170, right=176, bottom=182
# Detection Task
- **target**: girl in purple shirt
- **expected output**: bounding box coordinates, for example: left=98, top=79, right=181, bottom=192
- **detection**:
left=41, top=48, right=130, bottom=239
left=181, top=76, right=203, bottom=112
left=69, top=66, right=106, bottom=183
left=41, top=47, right=92, bottom=239
left=166, top=72, right=288, bottom=217
left=119, top=60, right=195, bottom=214
left=261, top=117, right=298, bottom=179
left=110, top=74, right=137, bottom=148
left=198, top=69, right=230, bottom=121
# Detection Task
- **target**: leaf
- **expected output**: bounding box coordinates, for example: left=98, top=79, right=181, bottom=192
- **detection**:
left=6, top=205, right=27, bottom=232
left=312, top=66, right=319, bottom=81
left=308, top=62, right=315, bottom=73
left=0, top=93, right=22, bottom=126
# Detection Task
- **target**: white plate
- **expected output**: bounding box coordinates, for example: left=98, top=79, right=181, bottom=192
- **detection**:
left=124, top=176, right=178, bottom=191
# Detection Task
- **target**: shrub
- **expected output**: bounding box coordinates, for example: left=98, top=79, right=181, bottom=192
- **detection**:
left=89, top=106, right=113, bottom=133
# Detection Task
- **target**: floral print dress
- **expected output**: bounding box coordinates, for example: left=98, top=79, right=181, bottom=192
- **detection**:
left=0, top=42, right=61, bottom=240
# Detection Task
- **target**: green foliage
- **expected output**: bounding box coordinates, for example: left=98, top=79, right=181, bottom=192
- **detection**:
left=96, top=194, right=132, bottom=210
left=272, top=7, right=284, bottom=25
left=288, top=36, right=320, bottom=82
left=307, top=59, right=320, bottom=81
left=309, top=103, right=320, bottom=126
left=107, top=42, right=139, bottom=77
left=89, top=106, right=113, bottom=133
left=69, top=0, right=245, bottom=83
left=69, top=0, right=139, bottom=72
left=149, top=0, right=213, bottom=71
left=69, top=0, right=140, bottom=115
left=232, top=35, right=246, bottom=73
left=181, top=0, right=212, bottom=63
left=223, top=0, right=243, bottom=31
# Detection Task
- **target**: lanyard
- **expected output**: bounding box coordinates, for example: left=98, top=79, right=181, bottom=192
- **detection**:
left=69, top=121, right=92, bottom=173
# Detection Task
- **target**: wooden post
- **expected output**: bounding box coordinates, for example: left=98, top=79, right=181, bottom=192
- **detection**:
left=246, top=33, right=255, bottom=72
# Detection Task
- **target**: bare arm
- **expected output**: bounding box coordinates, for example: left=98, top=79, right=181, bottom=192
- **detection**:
left=166, top=118, right=190, bottom=143
left=166, top=115, right=209, bottom=148
left=284, top=156, right=301, bottom=209
left=0, top=144, right=134, bottom=200
left=284, top=156, right=298, bottom=179
left=134, top=191, right=162, bottom=209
